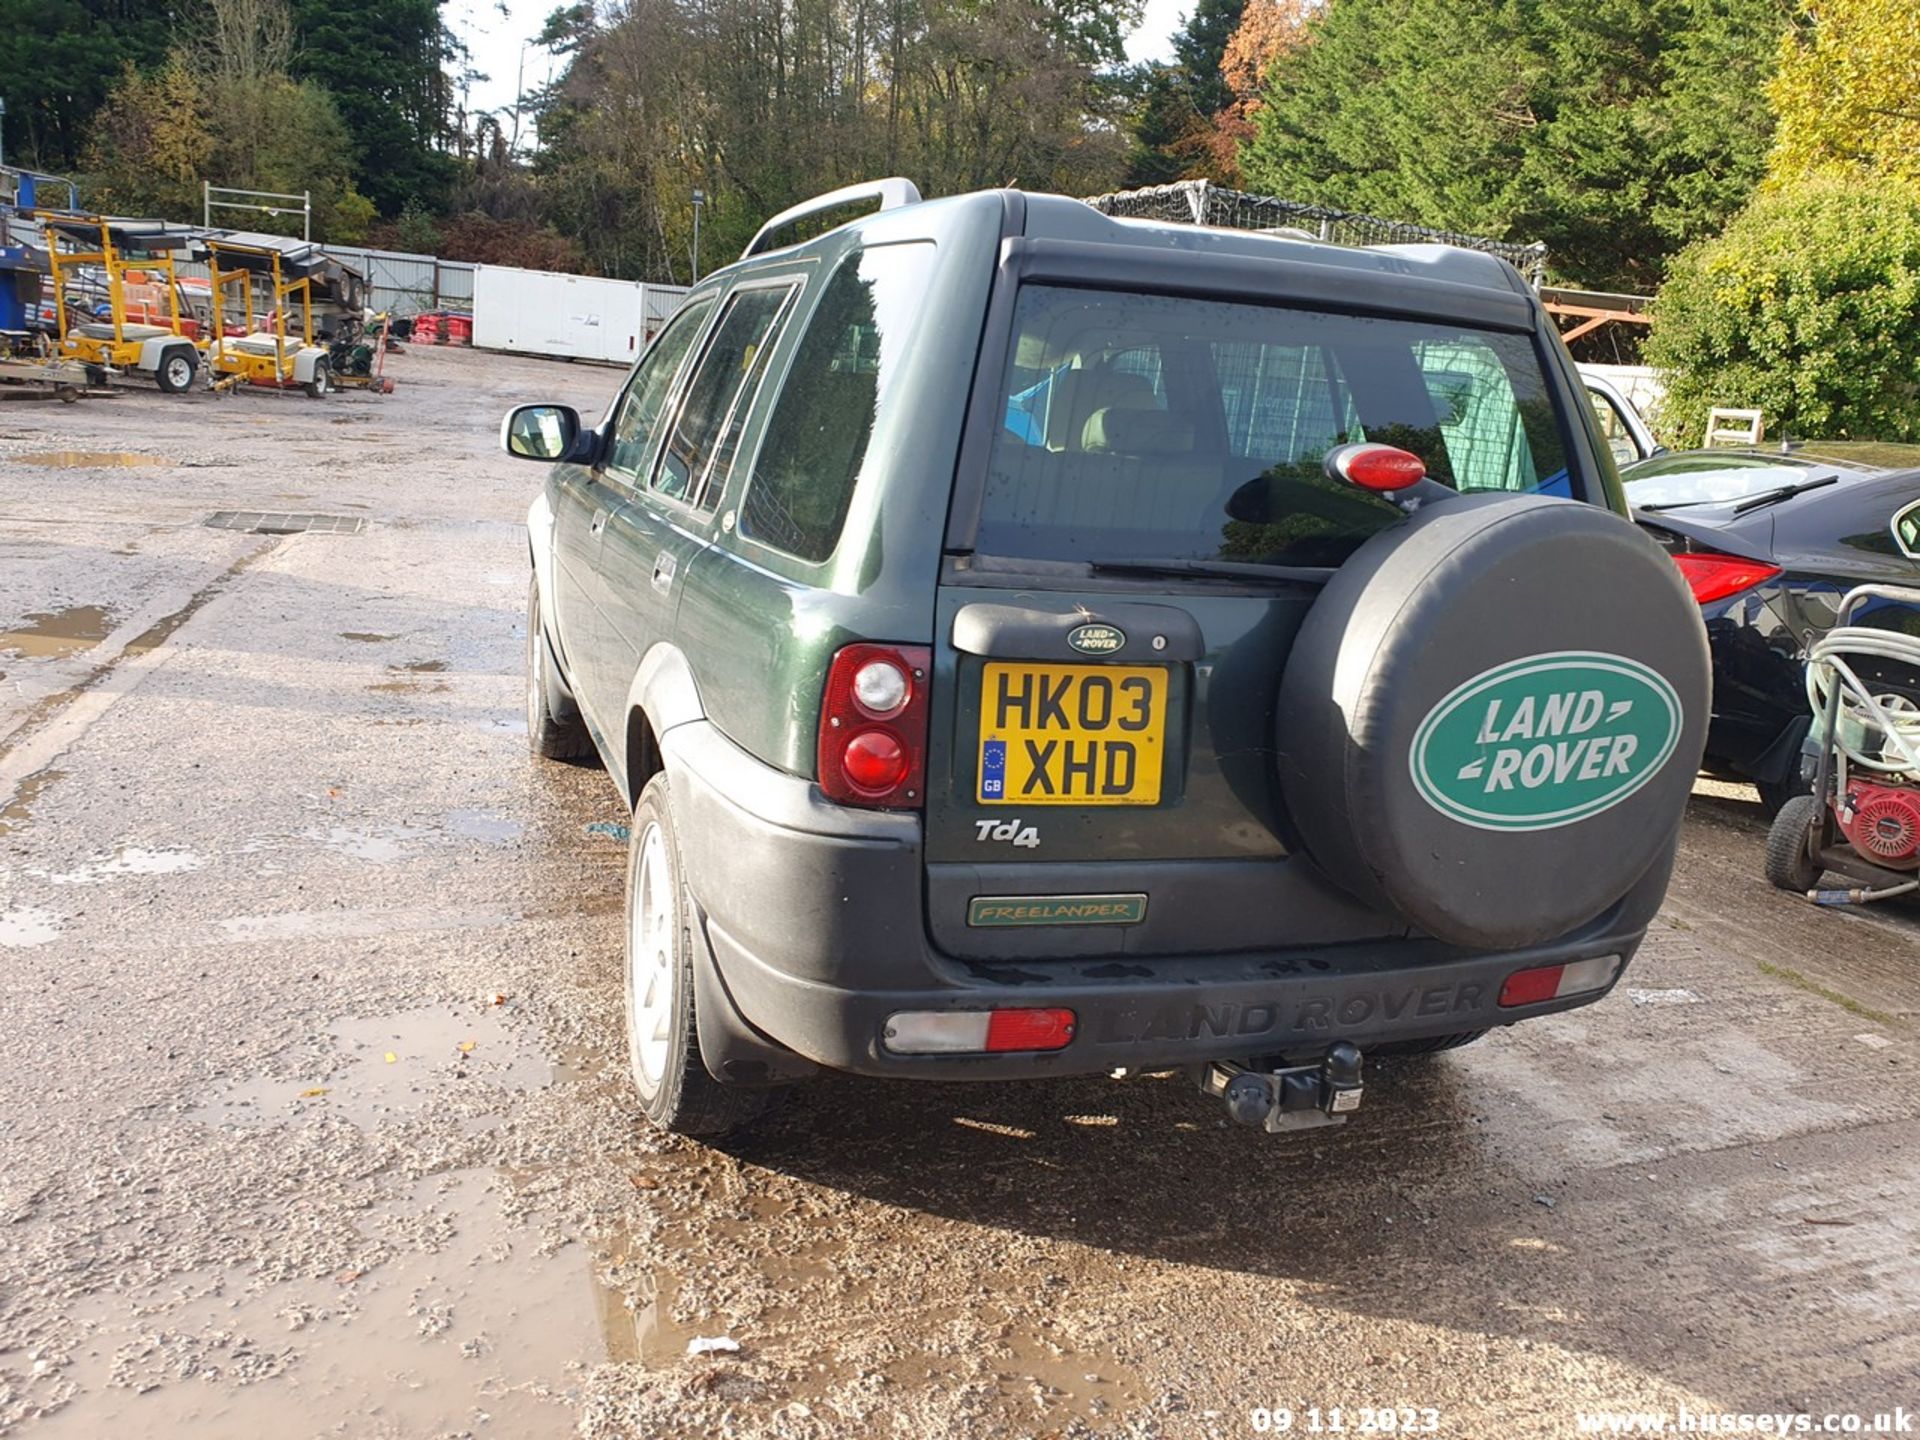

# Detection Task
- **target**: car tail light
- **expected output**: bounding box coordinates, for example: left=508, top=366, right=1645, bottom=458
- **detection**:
left=884, top=1008, right=1077, bottom=1054
left=818, top=643, right=931, bottom=809
left=1671, top=551, right=1781, bottom=605
left=1498, top=954, right=1623, bottom=1007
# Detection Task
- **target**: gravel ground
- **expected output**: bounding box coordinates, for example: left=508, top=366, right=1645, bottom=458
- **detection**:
left=0, top=346, right=1914, bottom=1440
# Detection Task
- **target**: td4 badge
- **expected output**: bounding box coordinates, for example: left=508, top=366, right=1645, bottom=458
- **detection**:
left=974, top=818, right=1041, bottom=849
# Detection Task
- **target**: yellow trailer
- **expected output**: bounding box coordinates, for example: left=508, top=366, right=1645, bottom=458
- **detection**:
left=203, top=234, right=333, bottom=398
left=36, top=213, right=205, bottom=393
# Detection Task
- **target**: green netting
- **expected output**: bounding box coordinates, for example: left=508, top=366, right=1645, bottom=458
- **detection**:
left=1085, top=180, right=1549, bottom=287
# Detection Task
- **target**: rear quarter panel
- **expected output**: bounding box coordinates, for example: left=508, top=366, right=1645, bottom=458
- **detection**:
left=676, top=196, right=1010, bottom=775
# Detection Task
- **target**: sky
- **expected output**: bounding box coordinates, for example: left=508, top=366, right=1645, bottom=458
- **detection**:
left=450, top=0, right=1190, bottom=141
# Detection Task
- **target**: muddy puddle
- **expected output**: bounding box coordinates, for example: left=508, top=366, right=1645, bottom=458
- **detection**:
left=0, top=767, right=64, bottom=836
left=193, top=1004, right=548, bottom=1130
left=0, top=903, right=62, bottom=947
left=38, top=846, right=203, bottom=885
left=305, top=812, right=521, bottom=862
left=0, top=604, right=117, bottom=660
left=36, top=1171, right=624, bottom=1439
left=444, top=808, right=522, bottom=844
left=12, top=450, right=172, bottom=469
left=308, top=823, right=430, bottom=864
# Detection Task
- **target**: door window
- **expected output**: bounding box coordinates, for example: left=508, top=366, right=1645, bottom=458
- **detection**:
left=603, top=295, right=715, bottom=485
left=650, top=283, right=797, bottom=510
left=1587, top=385, right=1646, bottom=466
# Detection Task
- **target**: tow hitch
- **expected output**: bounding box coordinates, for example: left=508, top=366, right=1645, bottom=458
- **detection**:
left=1199, top=1042, right=1364, bottom=1133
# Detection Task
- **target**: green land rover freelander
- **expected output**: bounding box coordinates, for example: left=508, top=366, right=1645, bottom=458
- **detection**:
left=501, top=179, right=1711, bottom=1137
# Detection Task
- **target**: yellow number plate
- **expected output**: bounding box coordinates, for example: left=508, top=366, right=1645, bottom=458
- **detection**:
left=978, top=663, right=1167, bottom=805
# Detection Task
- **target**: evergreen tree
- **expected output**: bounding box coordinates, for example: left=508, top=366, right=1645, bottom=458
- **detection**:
left=1242, top=0, right=1793, bottom=290
left=1169, top=0, right=1245, bottom=118
left=0, top=0, right=182, bottom=169
left=287, top=0, right=455, bottom=214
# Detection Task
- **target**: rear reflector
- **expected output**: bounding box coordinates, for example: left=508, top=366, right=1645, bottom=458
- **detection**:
left=884, top=1008, right=1077, bottom=1055
left=1498, top=954, right=1623, bottom=1008
left=1672, top=551, right=1781, bottom=605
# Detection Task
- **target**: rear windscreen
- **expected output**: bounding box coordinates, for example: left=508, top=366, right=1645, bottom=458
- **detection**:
left=979, top=285, right=1573, bottom=568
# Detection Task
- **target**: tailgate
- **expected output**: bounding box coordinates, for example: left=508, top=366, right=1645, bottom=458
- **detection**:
left=922, top=580, right=1400, bottom=961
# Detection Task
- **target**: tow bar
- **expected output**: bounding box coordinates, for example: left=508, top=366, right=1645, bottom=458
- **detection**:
left=1198, top=1042, right=1365, bottom=1133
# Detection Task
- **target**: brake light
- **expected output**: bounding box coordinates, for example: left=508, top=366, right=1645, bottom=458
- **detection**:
left=1672, top=551, right=1781, bottom=605
left=818, top=643, right=931, bottom=808
left=1498, top=954, right=1623, bottom=1007
left=1326, top=442, right=1428, bottom=492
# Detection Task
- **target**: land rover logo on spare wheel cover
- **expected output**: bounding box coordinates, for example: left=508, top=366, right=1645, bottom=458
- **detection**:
left=1068, top=623, right=1125, bottom=655
left=1410, top=651, right=1682, bottom=832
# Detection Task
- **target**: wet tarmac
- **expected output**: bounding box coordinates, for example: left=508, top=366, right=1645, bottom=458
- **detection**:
left=0, top=348, right=1914, bottom=1439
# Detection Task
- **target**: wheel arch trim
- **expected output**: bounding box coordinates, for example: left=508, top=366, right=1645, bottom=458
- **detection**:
left=622, top=643, right=704, bottom=807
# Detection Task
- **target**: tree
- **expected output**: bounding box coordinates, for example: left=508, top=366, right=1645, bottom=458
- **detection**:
left=81, top=0, right=376, bottom=241
left=1768, top=0, right=1920, bottom=191
left=1242, top=0, right=1793, bottom=290
left=1644, top=176, right=1920, bottom=442
left=1209, top=0, right=1311, bottom=176
left=532, top=0, right=1139, bottom=281
left=286, top=0, right=456, bottom=214
left=1169, top=0, right=1243, bottom=117
left=0, top=0, right=181, bottom=170
left=1123, top=0, right=1246, bottom=183
left=83, top=55, right=215, bottom=220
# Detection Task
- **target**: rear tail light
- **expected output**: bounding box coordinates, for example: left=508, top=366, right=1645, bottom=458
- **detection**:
left=884, top=1008, right=1077, bottom=1054
left=1672, top=551, right=1781, bottom=605
left=818, top=643, right=931, bottom=808
left=1498, top=954, right=1623, bottom=1007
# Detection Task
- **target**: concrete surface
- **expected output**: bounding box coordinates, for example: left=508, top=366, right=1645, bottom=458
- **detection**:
left=0, top=348, right=1914, bottom=1440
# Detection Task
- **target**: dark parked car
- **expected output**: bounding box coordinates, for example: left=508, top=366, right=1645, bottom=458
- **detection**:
left=500, top=178, right=1710, bottom=1138
left=1627, top=443, right=1920, bottom=813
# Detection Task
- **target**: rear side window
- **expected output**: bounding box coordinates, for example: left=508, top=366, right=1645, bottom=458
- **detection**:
left=980, top=286, right=1571, bottom=569
left=742, top=243, right=936, bottom=562
left=651, top=283, right=796, bottom=510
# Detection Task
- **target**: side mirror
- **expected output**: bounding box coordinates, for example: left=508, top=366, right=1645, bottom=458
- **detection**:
left=501, top=403, right=582, bottom=462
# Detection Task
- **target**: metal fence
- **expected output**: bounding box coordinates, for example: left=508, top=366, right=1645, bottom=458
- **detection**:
left=1085, top=180, right=1550, bottom=287
left=318, top=244, right=476, bottom=316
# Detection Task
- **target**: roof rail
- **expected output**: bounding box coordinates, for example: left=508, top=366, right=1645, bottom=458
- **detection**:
left=741, top=178, right=921, bottom=260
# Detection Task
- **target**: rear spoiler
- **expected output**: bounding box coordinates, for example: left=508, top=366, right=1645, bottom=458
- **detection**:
left=1631, top=509, right=1776, bottom=565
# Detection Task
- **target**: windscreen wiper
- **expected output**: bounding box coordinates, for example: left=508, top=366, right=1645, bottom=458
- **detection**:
left=1729, top=474, right=1839, bottom=514
left=1637, top=475, right=1838, bottom=514
left=1087, top=557, right=1334, bottom=584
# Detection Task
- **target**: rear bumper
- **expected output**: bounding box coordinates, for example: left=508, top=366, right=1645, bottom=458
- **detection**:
left=664, top=720, right=1663, bottom=1082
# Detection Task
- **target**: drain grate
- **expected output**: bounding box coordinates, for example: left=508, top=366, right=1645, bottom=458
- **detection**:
left=204, top=511, right=367, bottom=536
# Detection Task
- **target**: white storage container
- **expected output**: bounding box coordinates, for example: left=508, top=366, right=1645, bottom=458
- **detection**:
left=472, top=266, right=688, bottom=364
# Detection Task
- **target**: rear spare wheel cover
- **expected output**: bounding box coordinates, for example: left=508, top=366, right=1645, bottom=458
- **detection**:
left=1275, top=492, right=1709, bottom=949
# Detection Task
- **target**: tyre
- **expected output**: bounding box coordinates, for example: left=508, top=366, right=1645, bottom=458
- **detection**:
left=1276, top=494, right=1712, bottom=949
left=625, top=776, right=768, bottom=1137
left=525, top=576, right=595, bottom=761
left=1764, top=793, right=1824, bottom=893
left=304, top=358, right=331, bottom=399
left=154, top=347, right=196, bottom=393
